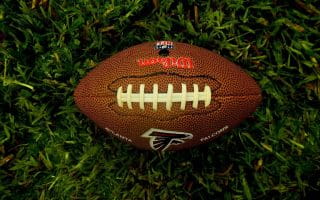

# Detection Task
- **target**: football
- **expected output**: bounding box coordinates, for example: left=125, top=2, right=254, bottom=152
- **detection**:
left=74, top=41, right=262, bottom=151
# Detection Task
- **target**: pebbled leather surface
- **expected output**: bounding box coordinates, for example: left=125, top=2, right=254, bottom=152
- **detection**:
left=74, top=41, right=262, bottom=151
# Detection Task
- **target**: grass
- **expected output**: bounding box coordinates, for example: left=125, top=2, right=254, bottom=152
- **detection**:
left=0, top=0, right=320, bottom=199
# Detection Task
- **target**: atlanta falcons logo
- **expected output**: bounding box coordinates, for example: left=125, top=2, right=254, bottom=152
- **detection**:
left=141, top=128, right=193, bottom=151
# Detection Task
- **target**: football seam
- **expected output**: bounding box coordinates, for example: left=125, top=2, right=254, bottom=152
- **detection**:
left=107, top=100, right=222, bottom=121
left=107, top=71, right=221, bottom=93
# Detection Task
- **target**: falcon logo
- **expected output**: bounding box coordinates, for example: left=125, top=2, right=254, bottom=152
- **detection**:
left=141, top=128, right=193, bottom=151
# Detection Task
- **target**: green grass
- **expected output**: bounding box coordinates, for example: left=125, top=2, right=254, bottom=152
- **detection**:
left=1, top=0, right=320, bottom=199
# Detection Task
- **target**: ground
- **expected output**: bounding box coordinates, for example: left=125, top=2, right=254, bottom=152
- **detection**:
left=0, top=0, right=319, bottom=199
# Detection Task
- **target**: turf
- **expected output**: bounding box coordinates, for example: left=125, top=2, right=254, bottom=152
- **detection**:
left=0, top=0, right=320, bottom=199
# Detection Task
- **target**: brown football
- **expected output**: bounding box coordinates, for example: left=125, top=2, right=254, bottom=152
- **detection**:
left=74, top=41, right=262, bottom=151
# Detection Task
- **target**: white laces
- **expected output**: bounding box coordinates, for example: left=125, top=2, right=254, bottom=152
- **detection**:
left=117, top=83, right=211, bottom=111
